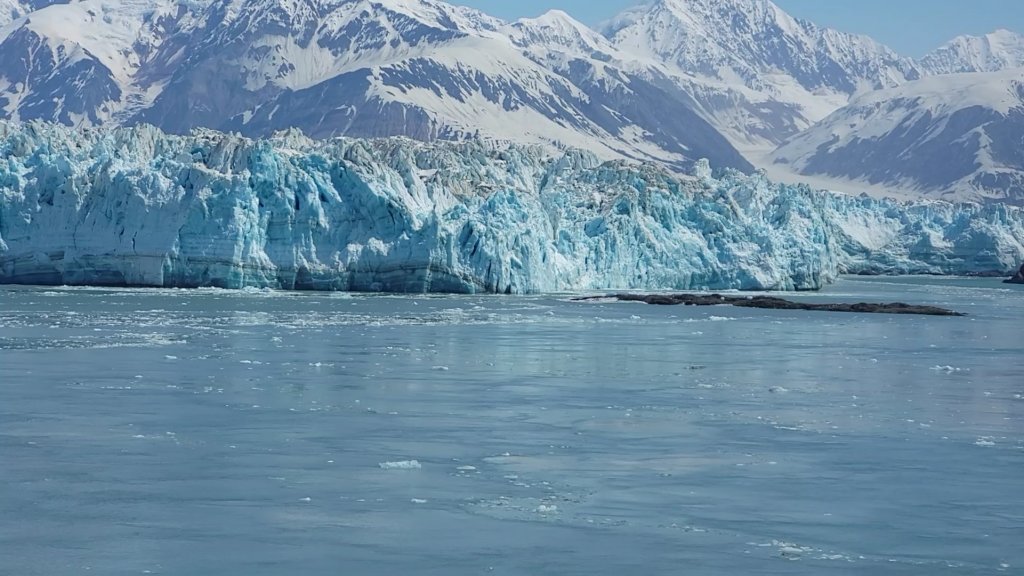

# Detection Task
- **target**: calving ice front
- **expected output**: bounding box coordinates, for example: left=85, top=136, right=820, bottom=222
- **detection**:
left=0, top=121, right=1022, bottom=293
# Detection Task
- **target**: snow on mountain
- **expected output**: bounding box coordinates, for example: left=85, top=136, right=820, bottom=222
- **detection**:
left=160, top=0, right=750, bottom=170
left=920, top=29, right=1024, bottom=75
left=508, top=9, right=619, bottom=61
left=604, top=0, right=917, bottom=93
left=0, top=0, right=202, bottom=124
left=2, top=121, right=1022, bottom=292
left=0, top=0, right=751, bottom=172
left=1, top=0, right=1021, bottom=205
left=601, top=0, right=921, bottom=151
left=0, top=0, right=28, bottom=25
left=0, top=0, right=54, bottom=25
left=771, top=69, right=1024, bottom=205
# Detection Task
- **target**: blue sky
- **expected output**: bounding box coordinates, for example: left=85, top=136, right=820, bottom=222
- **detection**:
left=458, top=0, right=1023, bottom=57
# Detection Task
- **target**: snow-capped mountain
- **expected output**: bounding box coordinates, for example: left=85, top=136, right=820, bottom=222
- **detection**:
left=1, top=1, right=25, bottom=25
left=1, top=0, right=1022, bottom=204
left=0, top=0, right=203, bottom=124
left=920, top=29, right=1024, bottom=75
left=0, top=0, right=751, bottom=172
left=771, top=69, right=1024, bottom=204
left=601, top=0, right=922, bottom=150
left=200, top=1, right=749, bottom=170
left=0, top=0, right=48, bottom=25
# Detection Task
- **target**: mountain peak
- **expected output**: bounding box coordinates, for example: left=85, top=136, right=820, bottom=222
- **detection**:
left=618, top=0, right=791, bottom=25
left=510, top=8, right=617, bottom=57
left=517, top=8, right=591, bottom=34
left=920, top=28, right=1024, bottom=74
left=988, top=28, right=1023, bottom=40
left=531, top=8, right=574, bottom=22
left=603, top=0, right=914, bottom=93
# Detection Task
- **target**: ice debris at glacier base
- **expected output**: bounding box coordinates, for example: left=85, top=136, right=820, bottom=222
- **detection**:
left=1, top=120, right=1023, bottom=293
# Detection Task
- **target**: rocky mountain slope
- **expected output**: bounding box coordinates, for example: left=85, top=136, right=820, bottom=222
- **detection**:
left=0, top=0, right=751, bottom=172
left=602, top=0, right=922, bottom=150
left=772, top=69, right=1024, bottom=204
left=0, top=0, right=1022, bottom=204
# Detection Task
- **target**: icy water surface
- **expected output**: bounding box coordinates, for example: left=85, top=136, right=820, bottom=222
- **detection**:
left=1, top=277, right=1022, bottom=575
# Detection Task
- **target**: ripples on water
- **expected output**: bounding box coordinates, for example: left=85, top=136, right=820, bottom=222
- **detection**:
left=0, top=277, right=1021, bottom=575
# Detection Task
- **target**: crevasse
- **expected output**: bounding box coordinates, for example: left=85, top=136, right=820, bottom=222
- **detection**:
left=1, top=121, right=1022, bottom=293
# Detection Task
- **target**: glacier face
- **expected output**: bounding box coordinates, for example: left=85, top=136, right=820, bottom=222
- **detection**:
left=1, top=121, right=1023, bottom=294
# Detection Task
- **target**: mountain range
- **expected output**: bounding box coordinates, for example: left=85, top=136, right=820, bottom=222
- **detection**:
left=1, top=0, right=1022, bottom=204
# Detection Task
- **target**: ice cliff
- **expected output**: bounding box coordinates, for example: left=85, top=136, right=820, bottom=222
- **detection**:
left=1, top=121, right=1023, bottom=293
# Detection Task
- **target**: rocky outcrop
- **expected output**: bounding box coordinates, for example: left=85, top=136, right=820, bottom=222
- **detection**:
left=577, top=294, right=965, bottom=316
left=1006, top=264, right=1024, bottom=284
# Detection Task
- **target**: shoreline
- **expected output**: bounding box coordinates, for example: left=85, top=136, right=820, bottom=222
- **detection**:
left=0, top=273, right=1018, bottom=297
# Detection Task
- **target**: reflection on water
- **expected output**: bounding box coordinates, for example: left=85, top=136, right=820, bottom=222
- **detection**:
left=1, top=277, right=1022, bottom=575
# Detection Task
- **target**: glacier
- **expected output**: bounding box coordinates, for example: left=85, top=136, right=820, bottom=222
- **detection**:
left=1, top=120, right=1023, bottom=294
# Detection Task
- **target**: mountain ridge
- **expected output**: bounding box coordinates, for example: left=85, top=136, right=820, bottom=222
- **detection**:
left=770, top=68, right=1024, bottom=204
left=920, top=29, right=1024, bottom=75
left=0, top=0, right=1022, bottom=203
left=0, top=0, right=756, bottom=171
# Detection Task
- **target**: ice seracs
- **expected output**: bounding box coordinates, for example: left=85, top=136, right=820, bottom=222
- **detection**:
left=1, top=122, right=1023, bottom=293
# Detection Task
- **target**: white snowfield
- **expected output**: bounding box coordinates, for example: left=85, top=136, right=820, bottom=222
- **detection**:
left=1, top=121, right=1022, bottom=293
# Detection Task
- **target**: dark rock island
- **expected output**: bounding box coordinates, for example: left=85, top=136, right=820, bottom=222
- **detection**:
left=576, top=293, right=964, bottom=316
left=1005, top=264, right=1024, bottom=285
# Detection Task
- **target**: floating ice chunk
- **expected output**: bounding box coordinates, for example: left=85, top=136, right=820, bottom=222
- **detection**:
left=299, top=497, right=312, bottom=502
left=379, top=460, right=422, bottom=470
left=164, top=355, right=178, bottom=360
left=780, top=547, right=803, bottom=558
left=931, top=365, right=964, bottom=373
left=769, top=386, right=789, bottom=393
left=457, top=465, right=477, bottom=471
left=432, top=366, right=449, bottom=371
left=769, top=540, right=811, bottom=559
left=975, top=437, right=996, bottom=447
left=536, top=504, right=559, bottom=514
left=411, top=498, right=428, bottom=504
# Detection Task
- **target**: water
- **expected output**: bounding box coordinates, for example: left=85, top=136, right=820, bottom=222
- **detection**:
left=1, top=277, right=1022, bottom=575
